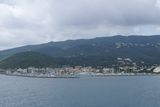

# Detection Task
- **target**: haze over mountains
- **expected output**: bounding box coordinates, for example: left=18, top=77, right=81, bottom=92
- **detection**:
left=0, top=35, right=160, bottom=68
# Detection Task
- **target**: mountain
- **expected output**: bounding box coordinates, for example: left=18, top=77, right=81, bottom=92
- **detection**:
left=0, top=52, right=56, bottom=69
left=0, top=51, right=117, bottom=69
left=0, top=35, right=160, bottom=68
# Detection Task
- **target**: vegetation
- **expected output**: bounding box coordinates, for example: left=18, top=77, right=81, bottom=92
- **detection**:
left=0, top=52, right=55, bottom=68
left=0, top=52, right=118, bottom=69
left=1, top=35, right=160, bottom=68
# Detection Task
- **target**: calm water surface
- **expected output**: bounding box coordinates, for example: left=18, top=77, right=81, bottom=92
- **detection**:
left=0, top=75, right=160, bottom=107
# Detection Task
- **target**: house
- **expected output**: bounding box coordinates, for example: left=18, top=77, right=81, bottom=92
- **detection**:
left=153, top=66, right=160, bottom=73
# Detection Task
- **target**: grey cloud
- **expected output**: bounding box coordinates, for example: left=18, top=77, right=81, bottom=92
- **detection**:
left=52, top=0, right=160, bottom=27
left=0, top=0, right=160, bottom=50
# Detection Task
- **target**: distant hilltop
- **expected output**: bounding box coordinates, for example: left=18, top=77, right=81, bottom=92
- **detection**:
left=0, top=35, right=160, bottom=68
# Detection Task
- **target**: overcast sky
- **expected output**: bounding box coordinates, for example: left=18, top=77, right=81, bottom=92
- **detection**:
left=0, top=0, right=160, bottom=50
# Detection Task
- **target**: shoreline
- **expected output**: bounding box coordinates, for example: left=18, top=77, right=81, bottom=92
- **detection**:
left=0, top=72, right=159, bottom=78
left=0, top=73, right=79, bottom=78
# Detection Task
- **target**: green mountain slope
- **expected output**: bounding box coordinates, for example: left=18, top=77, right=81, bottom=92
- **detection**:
left=0, top=52, right=56, bottom=69
left=0, top=35, right=160, bottom=66
left=0, top=51, right=118, bottom=69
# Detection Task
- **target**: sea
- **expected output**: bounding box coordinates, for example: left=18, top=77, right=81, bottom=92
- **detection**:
left=0, top=75, right=160, bottom=107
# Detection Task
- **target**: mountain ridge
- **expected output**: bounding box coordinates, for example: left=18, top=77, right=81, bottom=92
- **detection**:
left=0, top=35, right=160, bottom=68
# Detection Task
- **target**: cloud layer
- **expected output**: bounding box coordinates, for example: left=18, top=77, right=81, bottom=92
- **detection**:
left=0, top=0, right=160, bottom=49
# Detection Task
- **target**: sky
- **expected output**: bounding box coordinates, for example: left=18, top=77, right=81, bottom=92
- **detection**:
left=0, top=0, right=160, bottom=50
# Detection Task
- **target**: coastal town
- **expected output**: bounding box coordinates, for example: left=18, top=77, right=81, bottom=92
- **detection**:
left=0, top=57, right=160, bottom=78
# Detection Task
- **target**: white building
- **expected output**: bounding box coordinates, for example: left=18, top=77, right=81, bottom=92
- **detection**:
left=17, top=68, right=27, bottom=73
left=153, top=66, right=160, bottom=73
